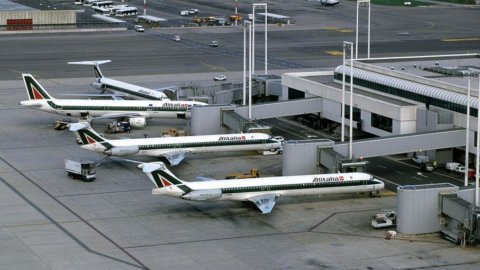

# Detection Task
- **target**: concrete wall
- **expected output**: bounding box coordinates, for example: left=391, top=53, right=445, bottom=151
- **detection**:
left=0, top=11, right=76, bottom=25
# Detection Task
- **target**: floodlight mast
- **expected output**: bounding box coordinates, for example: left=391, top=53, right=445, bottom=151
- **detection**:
left=356, top=0, right=371, bottom=59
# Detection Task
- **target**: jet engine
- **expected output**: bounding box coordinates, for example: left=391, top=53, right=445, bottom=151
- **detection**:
left=104, top=145, right=139, bottom=156
left=91, top=82, right=106, bottom=90
left=129, top=117, right=146, bottom=128
left=182, top=189, right=222, bottom=201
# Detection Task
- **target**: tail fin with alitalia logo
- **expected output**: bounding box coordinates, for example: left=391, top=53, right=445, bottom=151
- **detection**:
left=22, top=74, right=54, bottom=100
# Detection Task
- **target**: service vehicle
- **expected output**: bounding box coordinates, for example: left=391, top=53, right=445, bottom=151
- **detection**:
left=372, top=209, right=396, bottom=229
left=445, top=162, right=460, bottom=172
left=213, top=74, right=227, bottom=81
left=173, top=35, right=180, bottom=41
left=65, top=158, right=96, bottom=182
left=455, top=166, right=473, bottom=175
left=412, top=155, right=429, bottom=164
left=180, top=10, right=189, bottom=16
left=225, top=168, right=260, bottom=179
left=209, top=40, right=219, bottom=47
left=134, top=25, right=145, bottom=32
left=189, top=8, right=199, bottom=14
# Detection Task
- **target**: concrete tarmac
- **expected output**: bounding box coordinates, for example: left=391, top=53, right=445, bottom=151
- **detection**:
left=1, top=77, right=480, bottom=269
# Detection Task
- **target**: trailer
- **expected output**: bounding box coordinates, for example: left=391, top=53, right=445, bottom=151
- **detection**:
left=65, top=158, right=96, bottom=182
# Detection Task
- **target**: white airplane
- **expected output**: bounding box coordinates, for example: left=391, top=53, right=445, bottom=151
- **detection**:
left=19, top=74, right=207, bottom=128
left=69, top=122, right=283, bottom=166
left=139, top=162, right=385, bottom=214
left=68, top=60, right=174, bottom=101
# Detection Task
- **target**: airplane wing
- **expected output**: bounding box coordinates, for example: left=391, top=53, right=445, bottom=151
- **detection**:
left=153, top=86, right=177, bottom=92
left=247, top=194, right=279, bottom=214
left=162, top=151, right=188, bottom=166
left=68, top=60, right=111, bottom=66
left=59, top=93, right=127, bottom=99
left=93, top=113, right=143, bottom=119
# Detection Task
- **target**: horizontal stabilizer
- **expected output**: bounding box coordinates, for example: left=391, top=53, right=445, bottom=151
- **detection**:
left=68, top=122, right=90, bottom=131
left=68, top=60, right=111, bottom=66
left=139, top=162, right=166, bottom=173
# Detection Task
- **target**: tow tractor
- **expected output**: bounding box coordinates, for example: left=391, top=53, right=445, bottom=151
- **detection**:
left=371, top=209, right=396, bottom=229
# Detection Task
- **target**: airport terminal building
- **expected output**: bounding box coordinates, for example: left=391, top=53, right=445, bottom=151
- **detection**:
left=280, top=53, right=480, bottom=167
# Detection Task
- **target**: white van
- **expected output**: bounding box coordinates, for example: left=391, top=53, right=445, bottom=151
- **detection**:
left=445, top=162, right=460, bottom=172
left=134, top=25, right=145, bottom=32
left=412, top=155, right=429, bottom=164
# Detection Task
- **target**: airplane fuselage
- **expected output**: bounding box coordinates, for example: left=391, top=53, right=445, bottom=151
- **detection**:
left=82, top=133, right=282, bottom=157
left=96, top=77, right=169, bottom=101
left=20, top=98, right=205, bottom=119
left=153, top=172, right=384, bottom=201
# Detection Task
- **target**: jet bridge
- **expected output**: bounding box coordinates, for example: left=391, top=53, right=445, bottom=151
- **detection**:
left=313, top=128, right=467, bottom=174
left=331, top=128, right=466, bottom=159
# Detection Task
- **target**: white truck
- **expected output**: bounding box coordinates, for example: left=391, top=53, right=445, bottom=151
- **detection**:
left=445, top=162, right=460, bottom=172
left=65, top=159, right=96, bottom=182
left=412, top=155, right=429, bottom=164
left=371, top=210, right=396, bottom=229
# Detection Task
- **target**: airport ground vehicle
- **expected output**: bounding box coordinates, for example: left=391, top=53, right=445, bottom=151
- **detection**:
left=173, top=35, right=180, bottom=41
left=372, top=210, right=396, bottom=229
left=189, top=9, right=199, bottom=14
left=225, top=168, right=260, bottom=179
left=180, top=10, right=189, bottom=16
left=229, top=14, right=243, bottom=22
left=209, top=41, right=219, bottom=47
left=65, top=159, right=96, bottom=182
left=214, top=74, right=227, bottom=81
left=412, top=155, right=429, bottom=164
left=134, top=25, right=145, bottom=32
left=446, top=162, right=460, bottom=172
left=454, top=166, right=476, bottom=176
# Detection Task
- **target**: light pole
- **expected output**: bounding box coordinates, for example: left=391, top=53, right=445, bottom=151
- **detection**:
left=477, top=75, right=480, bottom=207
left=144, top=0, right=146, bottom=15
left=243, top=21, right=250, bottom=106
left=235, top=0, right=238, bottom=26
left=349, top=43, right=354, bottom=159
left=248, top=21, right=253, bottom=121
left=356, top=0, right=371, bottom=59
left=342, top=41, right=353, bottom=142
left=252, top=3, right=268, bottom=75
left=465, top=78, right=471, bottom=187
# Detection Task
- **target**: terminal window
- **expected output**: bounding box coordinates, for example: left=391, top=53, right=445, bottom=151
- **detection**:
left=371, top=113, right=392, bottom=133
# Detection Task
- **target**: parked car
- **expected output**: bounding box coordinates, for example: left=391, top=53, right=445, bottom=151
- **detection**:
left=134, top=25, right=145, bottom=32
left=180, top=10, right=189, bottom=16
left=214, top=74, right=227, bottom=81
left=209, top=40, right=219, bottom=47
left=189, top=8, right=199, bottom=14
left=420, top=162, right=434, bottom=172
left=173, top=35, right=181, bottom=41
